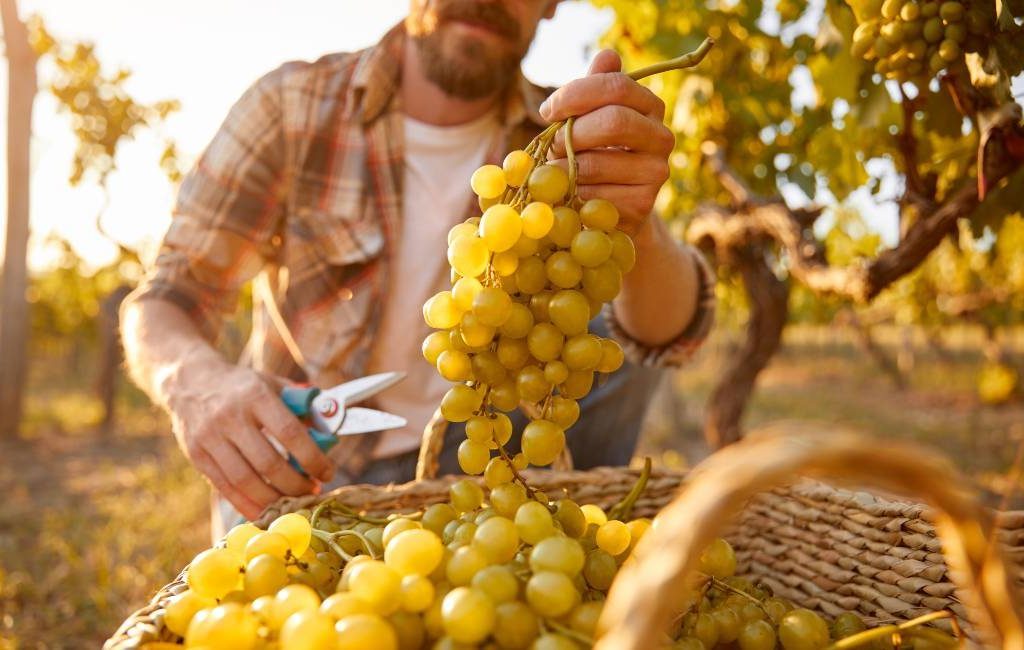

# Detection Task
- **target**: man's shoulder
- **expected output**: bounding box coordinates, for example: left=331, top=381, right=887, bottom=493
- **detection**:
left=255, top=49, right=365, bottom=100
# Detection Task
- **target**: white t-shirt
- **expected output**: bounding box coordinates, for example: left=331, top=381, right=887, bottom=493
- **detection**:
left=365, top=110, right=500, bottom=458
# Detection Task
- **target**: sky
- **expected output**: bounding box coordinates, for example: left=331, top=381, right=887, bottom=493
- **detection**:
left=0, top=0, right=613, bottom=269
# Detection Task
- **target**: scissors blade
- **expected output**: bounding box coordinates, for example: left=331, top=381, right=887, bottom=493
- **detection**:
left=311, top=371, right=406, bottom=433
left=335, top=407, right=407, bottom=436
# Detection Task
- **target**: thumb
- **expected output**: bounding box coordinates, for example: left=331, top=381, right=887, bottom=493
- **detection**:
left=587, top=49, right=622, bottom=75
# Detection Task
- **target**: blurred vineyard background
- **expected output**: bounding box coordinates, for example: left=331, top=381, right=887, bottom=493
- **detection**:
left=1, top=0, right=1022, bottom=647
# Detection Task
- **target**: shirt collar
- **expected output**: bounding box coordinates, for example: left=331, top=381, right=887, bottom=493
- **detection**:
left=349, top=21, right=548, bottom=131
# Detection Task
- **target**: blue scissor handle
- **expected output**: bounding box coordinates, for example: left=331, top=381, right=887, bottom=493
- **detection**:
left=279, top=386, right=340, bottom=474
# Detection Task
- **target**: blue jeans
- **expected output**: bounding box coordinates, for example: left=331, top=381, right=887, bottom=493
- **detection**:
left=215, top=316, right=663, bottom=534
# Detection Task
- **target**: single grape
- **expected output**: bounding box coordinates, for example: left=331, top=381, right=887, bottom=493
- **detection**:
left=559, top=369, right=594, bottom=400
left=385, top=529, right=444, bottom=577
left=512, top=451, right=529, bottom=471
left=516, top=365, right=551, bottom=403
left=441, top=587, right=496, bottom=644
left=489, top=482, right=528, bottom=518
left=473, top=287, right=513, bottom=327
left=448, top=235, right=489, bottom=278
left=527, top=322, right=565, bottom=362
left=497, top=336, right=531, bottom=371
left=388, top=610, right=426, bottom=650
left=549, top=207, right=582, bottom=247
left=460, top=312, right=496, bottom=348
left=580, top=504, right=607, bottom=527
left=832, top=611, right=867, bottom=639
left=525, top=571, right=578, bottom=617
left=243, top=553, right=289, bottom=599
left=522, top=419, right=565, bottom=466
left=547, top=289, right=590, bottom=337
left=471, top=350, right=507, bottom=385
left=421, top=503, right=458, bottom=537
left=515, top=500, right=556, bottom=544
left=480, top=204, right=522, bottom=253
left=778, top=608, right=830, bottom=650
left=521, top=201, right=555, bottom=239
left=185, top=602, right=258, bottom=649
left=580, top=198, right=620, bottom=231
left=549, top=396, right=580, bottom=429
left=528, top=164, right=569, bottom=204
left=396, top=574, right=434, bottom=613
left=546, top=251, right=583, bottom=289
left=224, top=522, right=261, bottom=558
left=280, top=609, right=335, bottom=650
left=471, top=164, right=507, bottom=199
left=503, top=149, right=533, bottom=187
left=712, top=606, right=742, bottom=643
left=562, top=333, right=603, bottom=370
left=529, top=290, right=553, bottom=323
left=699, top=538, right=737, bottom=579
left=440, top=385, right=481, bottom=422
left=499, top=302, right=535, bottom=338
left=458, top=439, right=491, bottom=475
left=543, top=360, right=571, bottom=385
left=492, top=250, right=519, bottom=276
left=595, top=520, right=631, bottom=556
left=465, top=415, right=494, bottom=443
left=451, top=276, right=483, bottom=311
left=422, top=330, right=451, bottom=365
left=449, top=478, right=485, bottom=513
left=424, top=290, right=463, bottom=330
left=492, top=412, right=513, bottom=445
left=445, top=546, right=489, bottom=586
left=335, top=613, right=398, bottom=650
left=514, top=255, right=548, bottom=295
left=493, top=601, right=540, bottom=649
left=489, top=378, right=521, bottom=411
left=554, top=499, right=587, bottom=538
left=270, top=584, right=321, bottom=630
left=512, top=233, right=541, bottom=257
left=582, top=549, right=617, bottom=590
left=609, top=230, right=636, bottom=272
left=447, top=222, right=477, bottom=245
left=529, top=536, right=585, bottom=576
left=472, top=516, right=520, bottom=563
left=484, top=456, right=515, bottom=488
left=582, top=260, right=622, bottom=302
left=571, top=229, right=613, bottom=268
left=321, top=593, right=374, bottom=620
left=436, top=349, right=474, bottom=382
left=164, top=590, right=214, bottom=636
left=187, top=548, right=243, bottom=600
left=597, top=338, right=625, bottom=373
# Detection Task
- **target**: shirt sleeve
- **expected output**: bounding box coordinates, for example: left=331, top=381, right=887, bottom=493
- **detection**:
left=128, top=67, right=288, bottom=342
left=604, top=244, right=716, bottom=367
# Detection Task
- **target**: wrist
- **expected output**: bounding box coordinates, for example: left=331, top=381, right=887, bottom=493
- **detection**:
left=156, top=342, right=229, bottom=410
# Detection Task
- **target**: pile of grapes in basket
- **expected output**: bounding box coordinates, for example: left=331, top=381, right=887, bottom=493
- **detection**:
left=168, top=481, right=960, bottom=649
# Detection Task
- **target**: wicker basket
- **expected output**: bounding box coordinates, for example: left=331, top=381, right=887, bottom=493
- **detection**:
left=105, top=422, right=1024, bottom=649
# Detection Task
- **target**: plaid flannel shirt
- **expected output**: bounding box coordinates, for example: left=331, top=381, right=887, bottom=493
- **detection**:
left=132, top=24, right=716, bottom=435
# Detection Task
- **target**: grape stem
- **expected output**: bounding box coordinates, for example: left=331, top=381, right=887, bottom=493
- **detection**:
left=607, top=457, right=652, bottom=521
left=625, top=38, right=715, bottom=82
left=705, top=575, right=772, bottom=619
left=310, top=528, right=356, bottom=563
left=544, top=619, right=594, bottom=646
left=497, top=443, right=537, bottom=500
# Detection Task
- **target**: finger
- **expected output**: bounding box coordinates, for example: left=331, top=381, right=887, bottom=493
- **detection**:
left=231, top=424, right=315, bottom=497
left=193, top=448, right=265, bottom=521
left=540, top=71, right=664, bottom=123
left=548, top=106, right=675, bottom=156
left=577, top=183, right=659, bottom=233
left=203, top=434, right=283, bottom=509
left=548, top=150, right=670, bottom=186
left=588, top=49, right=622, bottom=75
left=253, top=399, right=335, bottom=482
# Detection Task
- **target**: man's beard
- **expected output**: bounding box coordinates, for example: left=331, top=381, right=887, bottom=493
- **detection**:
left=408, top=1, right=525, bottom=101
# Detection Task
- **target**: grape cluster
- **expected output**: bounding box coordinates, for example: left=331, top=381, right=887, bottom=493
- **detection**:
left=849, top=0, right=992, bottom=81
left=167, top=477, right=666, bottom=649
left=423, top=141, right=632, bottom=479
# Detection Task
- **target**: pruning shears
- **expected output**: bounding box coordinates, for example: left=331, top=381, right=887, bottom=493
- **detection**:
left=272, top=371, right=407, bottom=475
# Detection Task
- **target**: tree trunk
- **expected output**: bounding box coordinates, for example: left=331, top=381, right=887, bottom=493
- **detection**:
left=96, top=285, right=132, bottom=434
left=0, top=0, right=37, bottom=438
left=704, top=246, right=789, bottom=448
left=840, top=308, right=907, bottom=390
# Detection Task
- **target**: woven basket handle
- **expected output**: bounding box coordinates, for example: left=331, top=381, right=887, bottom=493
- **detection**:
left=596, top=423, right=1024, bottom=650
left=415, top=408, right=574, bottom=480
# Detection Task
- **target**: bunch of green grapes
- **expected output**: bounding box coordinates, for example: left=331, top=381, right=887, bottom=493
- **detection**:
left=422, top=133, right=632, bottom=482
left=847, top=0, right=993, bottom=81
left=165, top=474, right=664, bottom=650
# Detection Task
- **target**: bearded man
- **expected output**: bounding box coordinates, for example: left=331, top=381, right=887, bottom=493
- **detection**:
left=121, top=0, right=715, bottom=535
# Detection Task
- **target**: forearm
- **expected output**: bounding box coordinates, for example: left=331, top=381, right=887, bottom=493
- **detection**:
left=613, top=216, right=699, bottom=347
left=120, top=297, right=228, bottom=410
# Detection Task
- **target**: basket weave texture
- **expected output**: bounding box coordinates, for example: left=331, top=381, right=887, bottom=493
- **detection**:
left=105, top=463, right=1024, bottom=648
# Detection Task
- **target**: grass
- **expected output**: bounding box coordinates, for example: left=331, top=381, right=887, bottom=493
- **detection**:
left=1, top=328, right=1021, bottom=647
